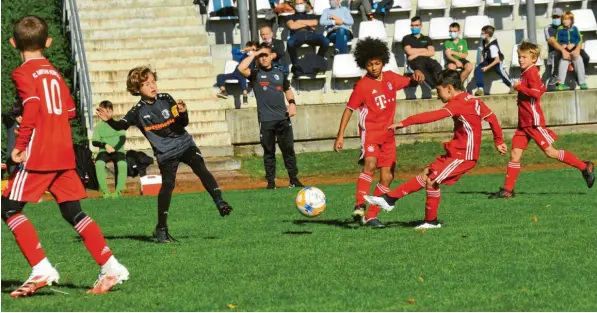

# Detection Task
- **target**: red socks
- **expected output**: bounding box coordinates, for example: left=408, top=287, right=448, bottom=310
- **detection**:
left=503, top=162, right=521, bottom=191
left=355, top=172, right=373, bottom=206
left=6, top=214, right=46, bottom=267
left=387, top=175, right=426, bottom=199
left=557, top=150, right=586, bottom=171
left=425, top=188, right=441, bottom=222
left=74, top=216, right=113, bottom=266
left=365, top=184, right=390, bottom=220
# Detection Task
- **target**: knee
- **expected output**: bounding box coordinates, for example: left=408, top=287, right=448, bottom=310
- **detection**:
left=59, top=201, right=85, bottom=226
left=160, top=177, right=176, bottom=193
left=116, top=160, right=127, bottom=169
left=363, top=159, right=377, bottom=173
left=380, top=171, right=394, bottom=185
left=447, top=63, right=457, bottom=70
left=95, top=160, right=106, bottom=169
left=510, top=149, right=522, bottom=161
left=464, top=63, right=473, bottom=71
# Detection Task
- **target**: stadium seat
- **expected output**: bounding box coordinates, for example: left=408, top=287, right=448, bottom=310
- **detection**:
left=585, top=40, right=597, bottom=63
left=429, top=17, right=454, bottom=40
left=332, top=54, right=364, bottom=90
left=554, top=0, right=583, bottom=3
left=223, top=60, right=240, bottom=84
left=255, top=0, right=273, bottom=18
left=393, top=19, right=412, bottom=70
left=289, top=65, right=327, bottom=94
left=450, top=0, right=483, bottom=8
left=485, top=0, right=514, bottom=6
left=417, top=0, right=447, bottom=10
left=389, top=0, right=412, bottom=12
left=313, top=0, right=330, bottom=15
left=382, top=52, right=400, bottom=73
left=571, top=9, right=597, bottom=31
left=463, top=15, right=490, bottom=38
left=358, top=20, right=387, bottom=41
left=520, top=0, right=551, bottom=4
left=208, top=0, right=239, bottom=20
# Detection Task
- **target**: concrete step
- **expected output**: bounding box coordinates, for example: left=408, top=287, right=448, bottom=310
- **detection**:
left=79, top=6, right=199, bottom=19
left=83, top=25, right=207, bottom=40
left=124, top=131, right=232, bottom=148
left=80, top=16, right=203, bottom=30
left=85, top=36, right=208, bottom=51
left=90, top=66, right=218, bottom=83
left=93, top=88, right=218, bottom=104
left=87, top=46, right=211, bottom=61
left=93, top=109, right=227, bottom=123
left=93, top=77, right=216, bottom=94
left=78, top=0, right=192, bottom=10
left=88, top=56, right=212, bottom=71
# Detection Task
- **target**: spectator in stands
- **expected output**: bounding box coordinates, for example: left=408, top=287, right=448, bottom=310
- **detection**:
left=92, top=101, right=128, bottom=199
left=1, top=101, right=22, bottom=175
left=286, top=0, right=329, bottom=68
left=350, top=0, right=375, bottom=22
left=554, top=11, right=588, bottom=90
left=216, top=41, right=258, bottom=106
left=474, top=25, right=513, bottom=96
left=444, top=22, right=472, bottom=85
left=259, top=25, right=287, bottom=68
left=320, top=0, right=354, bottom=55
left=402, top=16, right=442, bottom=96
left=545, top=8, right=590, bottom=87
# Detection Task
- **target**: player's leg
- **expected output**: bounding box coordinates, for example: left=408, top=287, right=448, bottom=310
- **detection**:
left=275, top=119, right=303, bottom=187
left=114, top=152, right=128, bottom=197
left=446, top=62, right=457, bottom=70
left=489, top=129, right=527, bottom=199
left=364, top=169, right=428, bottom=212
left=182, top=146, right=233, bottom=216
left=354, top=153, right=378, bottom=221
left=155, top=158, right=179, bottom=242
left=260, top=121, right=277, bottom=189
left=362, top=165, right=393, bottom=228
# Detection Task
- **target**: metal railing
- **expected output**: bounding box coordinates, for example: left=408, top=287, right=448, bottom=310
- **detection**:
left=62, top=0, right=93, bottom=130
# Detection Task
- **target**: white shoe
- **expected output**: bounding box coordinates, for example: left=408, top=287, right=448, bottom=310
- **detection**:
left=87, top=260, right=129, bottom=294
left=10, top=267, right=60, bottom=297
left=414, top=221, right=442, bottom=229
left=363, top=195, right=395, bottom=211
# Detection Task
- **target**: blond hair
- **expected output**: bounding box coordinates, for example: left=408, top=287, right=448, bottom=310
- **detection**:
left=517, top=41, right=541, bottom=62
left=562, top=11, right=575, bottom=24
left=126, top=66, right=157, bottom=96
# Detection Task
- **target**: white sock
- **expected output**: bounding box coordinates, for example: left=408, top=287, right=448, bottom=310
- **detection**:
left=32, top=258, right=53, bottom=274
left=101, top=255, right=118, bottom=272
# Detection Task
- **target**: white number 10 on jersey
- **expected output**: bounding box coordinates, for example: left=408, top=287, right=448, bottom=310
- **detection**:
left=42, top=78, right=63, bottom=115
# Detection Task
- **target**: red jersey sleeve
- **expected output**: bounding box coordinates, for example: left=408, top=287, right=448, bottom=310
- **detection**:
left=479, top=101, right=504, bottom=146
left=346, top=82, right=364, bottom=111
left=515, top=67, right=546, bottom=99
left=393, top=73, right=412, bottom=90
left=401, top=109, right=451, bottom=127
left=12, top=68, right=40, bottom=152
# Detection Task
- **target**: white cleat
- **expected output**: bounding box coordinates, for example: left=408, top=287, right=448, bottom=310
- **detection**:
left=10, top=267, right=60, bottom=297
left=87, top=262, right=129, bottom=294
left=415, top=222, right=442, bottom=230
left=363, top=195, right=395, bottom=212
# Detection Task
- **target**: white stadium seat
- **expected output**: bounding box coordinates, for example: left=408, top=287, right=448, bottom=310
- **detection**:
left=223, top=60, right=240, bottom=83
left=313, top=0, right=330, bottom=15
left=393, top=19, right=412, bottom=42
left=571, top=9, right=597, bottom=31
left=358, top=20, right=387, bottom=41
left=208, top=0, right=239, bottom=20
left=584, top=40, right=597, bottom=63
left=417, top=0, right=447, bottom=10
left=463, top=15, right=490, bottom=38
left=485, top=0, right=514, bottom=6
left=429, top=17, right=454, bottom=40
left=451, top=0, right=483, bottom=8
left=255, top=0, right=272, bottom=18
left=382, top=52, right=400, bottom=73
left=520, top=0, right=551, bottom=4
left=389, top=0, right=412, bottom=12
left=332, top=54, right=364, bottom=79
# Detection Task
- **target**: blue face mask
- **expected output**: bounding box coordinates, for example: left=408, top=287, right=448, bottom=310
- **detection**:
left=449, top=32, right=459, bottom=39
left=552, top=19, right=561, bottom=26
left=411, top=27, right=421, bottom=35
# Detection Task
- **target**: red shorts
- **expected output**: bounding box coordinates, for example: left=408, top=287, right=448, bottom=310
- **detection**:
left=359, top=136, right=396, bottom=168
left=428, top=155, right=477, bottom=186
left=3, top=168, right=86, bottom=203
left=512, top=126, right=558, bottom=150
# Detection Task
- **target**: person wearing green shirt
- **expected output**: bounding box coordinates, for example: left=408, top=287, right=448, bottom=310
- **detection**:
left=92, top=101, right=127, bottom=198
left=444, top=22, right=473, bottom=84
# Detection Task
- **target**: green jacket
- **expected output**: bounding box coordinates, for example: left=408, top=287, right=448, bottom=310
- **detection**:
left=92, top=120, right=126, bottom=153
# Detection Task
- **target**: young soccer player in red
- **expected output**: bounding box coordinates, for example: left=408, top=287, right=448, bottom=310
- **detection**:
left=334, top=37, right=424, bottom=228
left=1, top=16, right=129, bottom=297
left=365, top=69, right=507, bottom=229
left=488, top=41, right=594, bottom=198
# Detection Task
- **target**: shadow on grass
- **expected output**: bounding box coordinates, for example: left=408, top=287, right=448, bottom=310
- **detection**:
left=286, top=219, right=425, bottom=229
left=455, top=190, right=588, bottom=196
left=73, top=234, right=189, bottom=243
left=1, top=280, right=89, bottom=296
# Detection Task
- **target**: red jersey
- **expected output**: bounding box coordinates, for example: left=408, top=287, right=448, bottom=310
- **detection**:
left=12, top=58, right=77, bottom=171
left=346, top=71, right=411, bottom=143
left=401, top=92, right=504, bottom=161
left=514, top=65, right=547, bottom=128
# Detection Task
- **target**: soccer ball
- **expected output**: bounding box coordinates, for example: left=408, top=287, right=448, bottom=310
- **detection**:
left=295, top=186, right=327, bottom=217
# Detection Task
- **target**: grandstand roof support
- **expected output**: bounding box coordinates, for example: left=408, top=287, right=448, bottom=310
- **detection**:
left=526, top=0, right=537, bottom=44
left=249, top=0, right=259, bottom=42
left=239, top=0, right=250, bottom=46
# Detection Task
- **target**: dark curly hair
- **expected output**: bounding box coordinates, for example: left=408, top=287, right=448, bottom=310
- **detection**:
left=436, top=69, right=463, bottom=90
left=353, top=37, right=390, bottom=70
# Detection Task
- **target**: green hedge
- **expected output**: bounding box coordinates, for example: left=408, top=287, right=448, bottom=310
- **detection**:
left=1, top=0, right=86, bottom=162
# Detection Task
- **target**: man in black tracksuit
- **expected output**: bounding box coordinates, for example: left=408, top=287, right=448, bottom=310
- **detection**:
left=97, top=67, right=232, bottom=243
left=238, top=43, right=304, bottom=189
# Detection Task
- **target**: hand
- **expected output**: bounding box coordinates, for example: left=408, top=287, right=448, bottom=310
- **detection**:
left=445, top=49, right=452, bottom=57
left=412, top=70, right=425, bottom=83
left=388, top=122, right=404, bottom=130
left=105, top=144, right=115, bottom=153
left=496, top=143, right=508, bottom=156
left=329, top=14, right=338, bottom=20
left=11, top=149, right=26, bottom=163
left=96, top=107, right=112, bottom=121
left=513, top=79, right=521, bottom=89
left=562, top=50, right=571, bottom=60
left=334, top=136, right=344, bottom=152
left=287, top=103, right=296, bottom=117
left=481, top=66, right=490, bottom=72
left=572, top=49, right=580, bottom=60
left=177, top=100, right=187, bottom=113
left=334, top=18, right=344, bottom=25
left=454, top=60, right=463, bottom=68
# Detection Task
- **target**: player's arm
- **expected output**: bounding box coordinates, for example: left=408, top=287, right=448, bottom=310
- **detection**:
left=60, top=79, right=77, bottom=120
left=91, top=124, right=106, bottom=149
left=514, top=70, right=546, bottom=98
left=98, top=106, right=135, bottom=131
left=390, top=108, right=452, bottom=130
left=334, top=108, right=353, bottom=152
left=113, top=135, right=126, bottom=151
left=283, top=76, right=296, bottom=117
left=12, top=69, right=40, bottom=159
left=238, top=49, right=261, bottom=78
left=480, top=102, right=507, bottom=155
left=166, top=94, right=189, bottom=127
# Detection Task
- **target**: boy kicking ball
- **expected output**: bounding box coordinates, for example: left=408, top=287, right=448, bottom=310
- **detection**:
left=365, top=69, right=506, bottom=229
left=488, top=41, right=594, bottom=198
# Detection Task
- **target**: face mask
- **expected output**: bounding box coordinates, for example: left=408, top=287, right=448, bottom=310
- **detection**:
left=449, top=32, right=458, bottom=39
left=247, top=51, right=254, bottom=55
left=295, top=4, right=306, bottom=12
left=411, top=27, right=421, bottom=35
left=329, top=1, right=337, bottom=8
left=264, top=36, right=272, bottom=43
left=552, top=19, right=561, bottom=26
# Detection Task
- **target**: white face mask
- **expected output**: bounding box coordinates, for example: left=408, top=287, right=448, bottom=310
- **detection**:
left=295, top=4, right=306, bottom=12
left=329, top=0, right=337, bottom=8
left=264, top=36, right=272, bottom=43
left=449, top=32, right=458, bottom=39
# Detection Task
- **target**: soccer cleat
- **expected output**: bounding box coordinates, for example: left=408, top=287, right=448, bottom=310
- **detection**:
left=10, top=268, right=60, bottom=298
left=153, top=227, right=176, bottom=243
left=415, top=220, right=442, bottom=229
left=352, top=204, right=366, bottom=222
left=547, top=75, right=560, bottom=86
left=288, top=178, right=304, bottom=188
left=266, top=181, right=276, bottom=189
left=216, top=91, right=228, bottom=99
left=363, top=194, right=396, bottom=212
left=488, top=188, right=515, bottom=199
left=582, top=161, right=595, bottom=188
left=87, top=262, right=129, bottom=295
left=362, top=217, right=385, bottom=228
left=216, top=200, right=233, bottom=217
left=579, top=83, right=588, bottom=90
left=556, top=84, right=570, bottom=91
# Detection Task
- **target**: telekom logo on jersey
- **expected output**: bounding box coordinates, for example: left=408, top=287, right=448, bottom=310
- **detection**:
left=374, top=95, right=387, bottom=109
